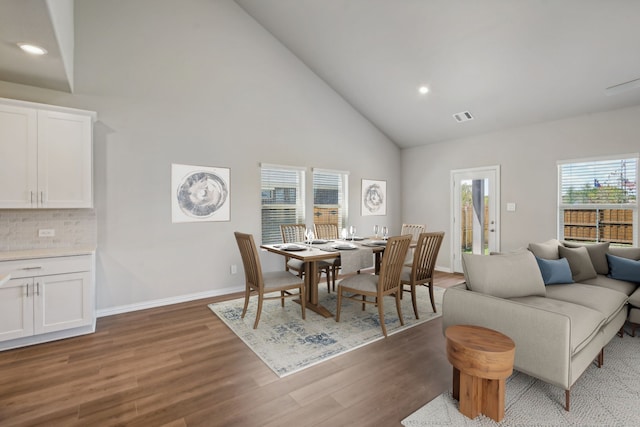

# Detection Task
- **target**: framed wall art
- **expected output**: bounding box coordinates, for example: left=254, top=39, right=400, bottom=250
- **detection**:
left=361, top=179, right=386, bottom=216
left=171, top=163, right=230, bottom=223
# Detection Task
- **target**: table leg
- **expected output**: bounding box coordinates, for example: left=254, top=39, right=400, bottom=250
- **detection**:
left=374, top=252, right=382, bottom=274
left=458, top=371, right=481, bottom=419
left=452, top=366, right=460, bottom=400
left=481, top=378, right=506, bottom=422
left=297, top=260, right=333, bottom=318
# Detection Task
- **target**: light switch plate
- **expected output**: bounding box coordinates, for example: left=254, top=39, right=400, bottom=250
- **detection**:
left=506, top=203, right=516, bottom=212
left=38, top=229, right=55, bottom=237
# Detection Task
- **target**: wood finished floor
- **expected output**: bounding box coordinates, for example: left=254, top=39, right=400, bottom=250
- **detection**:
left=0, top=272, right=465, bottom=427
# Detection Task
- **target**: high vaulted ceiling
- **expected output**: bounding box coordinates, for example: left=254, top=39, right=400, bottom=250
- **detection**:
left=2, top=1, right=640, bottom=147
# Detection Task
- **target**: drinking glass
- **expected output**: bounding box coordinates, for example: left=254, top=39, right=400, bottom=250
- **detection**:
left=304, top=228, right=312, bottom=247
left=349, top=225, right=356, bottom=241
left=382, top=226, right=388, bottom=240
left=373, top=225, right=379, bottom=239
left=341, top=228, right=348, bottom=240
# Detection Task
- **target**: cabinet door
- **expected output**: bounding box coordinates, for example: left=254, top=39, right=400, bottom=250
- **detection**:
left=34, top=272, right=93, bottom=334
left=0, top=104, right=38, bottom=208
left=0, top=279, right=34, bottom=342
left=37, top=110, right=93, bottom=208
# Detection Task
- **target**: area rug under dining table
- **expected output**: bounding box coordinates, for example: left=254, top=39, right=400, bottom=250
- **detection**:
left=208, top=284, right=444, bottom=377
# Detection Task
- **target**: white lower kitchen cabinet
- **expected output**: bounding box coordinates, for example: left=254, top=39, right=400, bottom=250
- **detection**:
left=0, top=251, right=95, bottom=351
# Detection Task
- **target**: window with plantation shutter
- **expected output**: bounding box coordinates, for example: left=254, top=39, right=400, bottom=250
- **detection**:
left=312, top=168, right=348, bottom=229
left=558, top=154, right=638, bottom=246
left=261, top=164, right=305, bottom=244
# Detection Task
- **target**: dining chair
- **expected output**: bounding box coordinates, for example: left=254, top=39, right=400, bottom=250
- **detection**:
left=280, top=224, right=332, bottom=290
left=400, top=232, right=445, bottom=318
left=401, top=223, right=426, bottom=261
left=314, top=223, right=341, bottom=291
left=335, top=234, right=412, bottom=337
left=234, top=232, right=306, bottom=329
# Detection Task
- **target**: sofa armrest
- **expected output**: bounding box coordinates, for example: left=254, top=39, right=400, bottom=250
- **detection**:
left=442, top=284, right=572, bottom=389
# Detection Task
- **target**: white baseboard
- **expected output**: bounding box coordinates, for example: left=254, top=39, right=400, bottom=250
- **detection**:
left=435, top=265, right=453, bottom=273
left=96, top=285, right=245, bottom=318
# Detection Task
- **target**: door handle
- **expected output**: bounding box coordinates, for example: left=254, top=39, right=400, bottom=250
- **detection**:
left=36, top=282, right=40, bottom=296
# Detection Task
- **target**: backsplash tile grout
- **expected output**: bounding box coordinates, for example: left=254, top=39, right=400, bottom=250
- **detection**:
left=0, top=210, right=97, bottom=251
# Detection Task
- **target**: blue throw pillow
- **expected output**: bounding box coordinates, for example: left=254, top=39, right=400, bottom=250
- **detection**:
left=535, top=256, right=574, bottom=285
left=606, top=253, right=640, bottom=283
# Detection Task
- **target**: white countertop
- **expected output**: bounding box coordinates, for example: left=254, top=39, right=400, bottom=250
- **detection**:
left=0, top=247, right=96, bottom=262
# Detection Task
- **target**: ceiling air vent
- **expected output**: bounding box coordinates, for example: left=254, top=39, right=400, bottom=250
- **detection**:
left=453, top=111, right=474, bottom=123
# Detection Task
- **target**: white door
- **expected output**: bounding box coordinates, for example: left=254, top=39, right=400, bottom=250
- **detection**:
left=34, top=272, right=92, bottom=334
left=451, top=166, right=500, bottom=273
left=0, top=279, right=34, bottom=342
left=37, top=110, right=93, bottom=208
left=0, top=104, right=37, bottom=208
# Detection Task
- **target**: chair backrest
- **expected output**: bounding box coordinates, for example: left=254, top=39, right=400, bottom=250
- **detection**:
left=378, top=234, right=412, bottom=293
left=280, top=224, right=306, bottom=243
left=234, top=232, right=263, bottom=291
left=401, top=223, right=425, bottom=241
left=314, top=223, right=339, bottom=240
left=411, top=232, right=445, bottom=282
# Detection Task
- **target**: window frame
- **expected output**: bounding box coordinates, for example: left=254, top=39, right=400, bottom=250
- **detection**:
left=312, top=167, right=349, bottom=231
left=260, top=163, right=306, bottom=245
left=557, top=154, right=638, bottom=246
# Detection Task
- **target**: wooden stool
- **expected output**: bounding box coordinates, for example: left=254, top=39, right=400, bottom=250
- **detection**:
left=445, top=325, right=515, bottom=422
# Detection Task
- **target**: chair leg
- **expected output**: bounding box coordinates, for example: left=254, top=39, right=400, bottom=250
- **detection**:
left=336, top=286, right=343, bottom=322
left=281, top=290, right=285, bottom=307
left=395, top=291, right=404, bottom=326
left=378, top=297, right=387, bottom=337
left=411, top=285, right=419, bottom=319
left=597, top=348, right=604, bottom=367
left=362, top=295, right=367, bottom=311
left=565, top=389, right=570, bottom=411
left=253, top=293, right=264, bottom=329
left=429, top=284, right=437, bottom=313
left=241, top=287, right=251, bottom=319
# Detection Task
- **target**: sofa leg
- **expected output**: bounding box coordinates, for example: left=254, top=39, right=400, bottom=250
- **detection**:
left=617, top=326, right=624, bottom=338
left=597, top=348, right=604, bottom=368
left=565, top=389, right=570, bottom=412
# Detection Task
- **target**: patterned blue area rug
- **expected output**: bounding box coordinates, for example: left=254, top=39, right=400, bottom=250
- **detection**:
left=402, top=332, right=640, bottom=426
left=208, top=284, right=444, bottom=377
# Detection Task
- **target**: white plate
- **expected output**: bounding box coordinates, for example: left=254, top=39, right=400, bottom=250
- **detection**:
left=281, top=244, right=306, bottom=251
left=370, top=240, right=387, bottom=246
left=332, top=243, right=357, bottom=250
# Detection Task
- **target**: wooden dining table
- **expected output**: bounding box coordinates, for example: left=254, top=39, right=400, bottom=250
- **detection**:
left=261, top=239, right=386, bottom=318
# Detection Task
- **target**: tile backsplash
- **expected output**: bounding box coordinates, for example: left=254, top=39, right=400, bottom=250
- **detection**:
left=0, top=210, right=97, bottom=251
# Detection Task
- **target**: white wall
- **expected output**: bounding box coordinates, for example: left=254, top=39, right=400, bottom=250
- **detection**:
left=402, top=105, right=640, bottom=271
left=0, top=0, right=401, bottom=313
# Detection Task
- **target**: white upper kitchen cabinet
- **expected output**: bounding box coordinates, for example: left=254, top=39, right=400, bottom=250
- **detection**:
left=0, top=98, right=96, bottom=209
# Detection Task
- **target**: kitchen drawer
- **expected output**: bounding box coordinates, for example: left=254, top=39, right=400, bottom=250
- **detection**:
left=0, top=255, right=92, bottom=279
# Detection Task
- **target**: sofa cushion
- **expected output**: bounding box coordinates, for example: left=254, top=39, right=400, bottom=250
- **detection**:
left=544, top=283, right=628, bottom=323
left=558, top=245, right=598, bottom=282
left=606, top=253, right=640, bottom=283
left=579, top=274, right=638, bottom=296
left=563, top=241, right=610, bottom=275
left=462, top=251, right=546, bottom=298
left=608, top=246, right=640, bottom=261
left=528, top=239, right=562, bottom=260
left=535, top=256, right=574, bottom=285
left=509, top=296, right=605, bottom=355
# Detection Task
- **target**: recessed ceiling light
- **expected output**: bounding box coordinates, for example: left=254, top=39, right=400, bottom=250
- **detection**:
left=418, top=85, right=429, bottom=94
left=17, top=43, right=48, bottom=55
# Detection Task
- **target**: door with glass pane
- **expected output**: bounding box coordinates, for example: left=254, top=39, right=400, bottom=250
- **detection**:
left=451, top=166, right=500, bottom=272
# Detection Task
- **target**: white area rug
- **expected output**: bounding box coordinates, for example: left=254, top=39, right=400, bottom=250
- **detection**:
left=402, top=333, right=640, bottom=426
left=209, top=283, right=443, bottom=377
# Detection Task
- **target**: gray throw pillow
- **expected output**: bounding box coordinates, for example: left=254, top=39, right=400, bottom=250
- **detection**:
left=528, top=239, right=562, bottom=260
left=563, top=241, right=610, bottom=275
left=558, top=245, right=598, bottom=282
left=462, top=251, right=546, bottom=298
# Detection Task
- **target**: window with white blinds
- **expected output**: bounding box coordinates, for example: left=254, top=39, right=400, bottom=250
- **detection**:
left=312, top=168, right=348, bottom=229
left=261, top=164, right=305, bottom=244
left=558, top=155, right=638, bottom=246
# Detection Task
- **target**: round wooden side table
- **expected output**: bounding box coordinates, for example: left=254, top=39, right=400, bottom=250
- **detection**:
left=445, top=325, right=515, bottom=422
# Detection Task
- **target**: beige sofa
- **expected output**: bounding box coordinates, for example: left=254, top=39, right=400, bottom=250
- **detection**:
left=442, top=240, right=640, bottom=411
